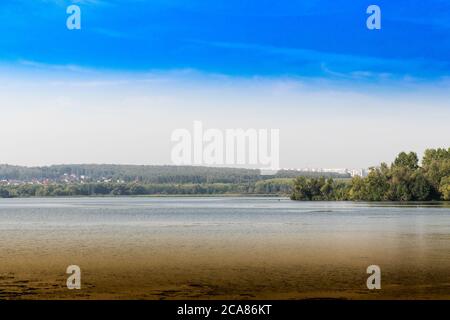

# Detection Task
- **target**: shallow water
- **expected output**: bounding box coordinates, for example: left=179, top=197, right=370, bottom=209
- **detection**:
left=1, top=197, right=450, bottom=299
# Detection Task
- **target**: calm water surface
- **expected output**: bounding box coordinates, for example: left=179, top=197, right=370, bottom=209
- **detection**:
left=0, top=197, right=449, bottom=299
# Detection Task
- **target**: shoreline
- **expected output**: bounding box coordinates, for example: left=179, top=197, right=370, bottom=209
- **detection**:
left=1, top=194, right=450, bottom=204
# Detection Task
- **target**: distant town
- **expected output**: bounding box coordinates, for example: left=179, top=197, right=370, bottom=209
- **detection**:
left=281, top=168, right=368, bottom=178
left=0, top=173, right=126, bottom=186
left=0, top=165, right=367, bottom=186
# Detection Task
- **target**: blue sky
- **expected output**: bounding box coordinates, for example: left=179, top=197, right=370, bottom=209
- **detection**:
left=0, top=1, right=450, bottom=168
left=1, top=0, right=450, bottom=81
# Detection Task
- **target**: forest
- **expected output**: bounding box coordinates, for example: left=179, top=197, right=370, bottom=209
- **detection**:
left=0, top=179, right=294, bottom=198
left=2, top=148, right=449, bottom=201
left=0, top=165, right=337, bottom=197
left=0, top=164, right=347, bottom=184
left=291, top=148, right=450, bottom=201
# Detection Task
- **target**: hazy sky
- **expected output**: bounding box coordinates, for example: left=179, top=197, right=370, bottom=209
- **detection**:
left=0, top=0, right=449, bottom=168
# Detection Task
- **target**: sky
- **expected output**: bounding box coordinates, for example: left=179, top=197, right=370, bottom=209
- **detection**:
left=0, top=0, right=449, bottom=169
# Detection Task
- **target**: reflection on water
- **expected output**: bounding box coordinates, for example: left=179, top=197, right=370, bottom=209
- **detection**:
left=0, top=197, right=450, bottom=299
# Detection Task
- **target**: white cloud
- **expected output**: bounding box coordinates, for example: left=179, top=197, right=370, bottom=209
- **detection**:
left=1, top=68, right=449, bottom=168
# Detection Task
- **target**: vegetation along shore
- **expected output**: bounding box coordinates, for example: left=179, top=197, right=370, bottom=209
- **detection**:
left=0, top=148, right=449, bottom=201
left=292, top=148, right=450, bottom=201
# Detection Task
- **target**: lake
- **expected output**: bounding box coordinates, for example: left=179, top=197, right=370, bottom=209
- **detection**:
left=0, top=197, right=450, bottom=299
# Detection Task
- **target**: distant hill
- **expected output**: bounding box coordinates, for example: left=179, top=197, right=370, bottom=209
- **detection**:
left=0, top=164, right=350, bottom=184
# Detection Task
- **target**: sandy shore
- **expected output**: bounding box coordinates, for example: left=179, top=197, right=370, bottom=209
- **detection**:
left=2, top=234, right=450, bottom=300
left=1, top=197, right=450, bottom=300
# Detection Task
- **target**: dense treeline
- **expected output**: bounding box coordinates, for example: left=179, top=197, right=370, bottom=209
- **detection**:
left=0, top=178, right=294, bottom=198
left=0, top=164, right=348, bottom=184
left=0, top=164, right=260, bottom=184
left=291, top=148, right=450, bottom=201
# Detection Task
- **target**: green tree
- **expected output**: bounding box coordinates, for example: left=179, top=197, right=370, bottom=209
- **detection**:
left=422, top=148, right=450, bottom=197
left=439, top=176, right=450, bottom=201
left=393, top=152, right=419, bottom=170
left=410, top=171, right=432, bottom=201
left=291, top=177, right=313, bottom=200
left=364, top=167, right=390, bottom=201
left=0, top=187, right=11, bottom=198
